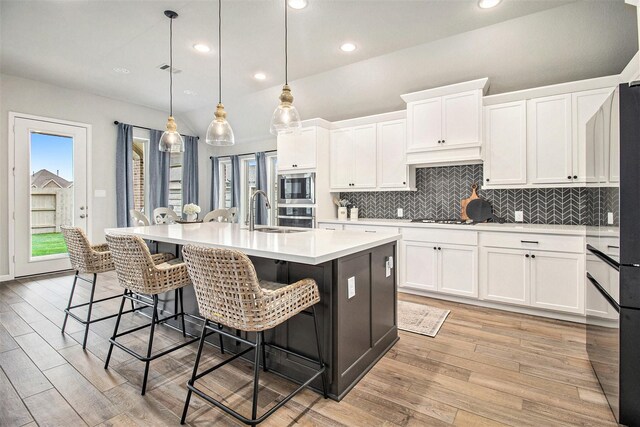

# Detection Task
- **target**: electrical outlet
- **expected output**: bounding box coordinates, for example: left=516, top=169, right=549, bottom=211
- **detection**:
left=347, top=277, right=356, bottom=299
left=608, top=212, right=614, bottom=225
left=397, top=208, right=404, bottom=218
left=515, top=211, right=524, bottom=222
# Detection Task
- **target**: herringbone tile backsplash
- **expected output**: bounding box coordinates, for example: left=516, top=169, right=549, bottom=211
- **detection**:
left=340, top=165, right=601, bottom=225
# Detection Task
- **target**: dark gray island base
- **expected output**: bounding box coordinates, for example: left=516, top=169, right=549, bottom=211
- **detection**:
left=158, top=240, right=398, bottom=401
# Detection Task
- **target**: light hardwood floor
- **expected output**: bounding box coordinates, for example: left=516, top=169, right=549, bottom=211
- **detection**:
left=0, top=270, right=617, bottom=426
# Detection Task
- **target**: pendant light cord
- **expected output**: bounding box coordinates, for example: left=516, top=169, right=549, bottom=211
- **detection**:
left=284, top=0, right=288, bottom=85
left=169, top=16, right=174, bottom=117
left=219, top=0, right=222, bottom=104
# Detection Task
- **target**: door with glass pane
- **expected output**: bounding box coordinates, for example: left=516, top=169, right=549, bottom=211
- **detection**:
left=13, top=117, right=88, bottom=277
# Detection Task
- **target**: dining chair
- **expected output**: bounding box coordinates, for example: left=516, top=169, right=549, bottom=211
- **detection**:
left=153, top=207, right=179, bottom=224
left=202, top=208, right=232, bottom=223
left=130, top=209, right=150, bottom=226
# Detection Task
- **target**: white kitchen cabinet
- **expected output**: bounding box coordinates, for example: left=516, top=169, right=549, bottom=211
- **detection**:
left=377, top=119, right=408, bottom=188
left=406, top=97, right=441, bottom=152
left=480, top=247, right=529, bottom=305
left=609, top=89, right=620, bottom=183
left=483, top=101, right=527, bottom=186
left=586, top=254, right=618, bottom=319
left=442, top=91, right=481, bottom=147
left=572, top=88, right=615, bottom=183
left=329, top=125, right=377, bottom=190
left=439, top=244, right=478, bottom=298
left=277, top=127, right=318, bottom=171
left=527, top=94, right=573, bottom=185
left=402, top=240, right=438, bottom=292
left=530, top=251, right=584, bottom=314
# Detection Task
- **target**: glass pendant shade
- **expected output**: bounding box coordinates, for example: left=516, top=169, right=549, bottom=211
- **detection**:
left=270, top=84, right=302, bottom=135
left=206, top=103, right=235, bottom=146
left=159, top=116, right=185, bottom=152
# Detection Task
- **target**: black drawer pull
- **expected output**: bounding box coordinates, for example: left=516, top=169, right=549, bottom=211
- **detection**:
left=607, top=245, right=620, bottom=249
left=365, top=230, right=377, bottom=233
left=521, top=240, right=539, bottom=244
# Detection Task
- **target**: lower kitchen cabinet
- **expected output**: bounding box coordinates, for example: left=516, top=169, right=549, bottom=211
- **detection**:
left=402, top=240, right=477, bottom=298
left=480, top=247, right=584, bottom=314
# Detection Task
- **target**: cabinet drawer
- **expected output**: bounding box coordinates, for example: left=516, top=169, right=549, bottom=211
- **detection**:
left=479, top=232, right=583, bottom=253
left=401, top=227, right=478, bottom=246
left=318, top=223, right=344, bottom=231
left=343, top=224, right=399, bottom=234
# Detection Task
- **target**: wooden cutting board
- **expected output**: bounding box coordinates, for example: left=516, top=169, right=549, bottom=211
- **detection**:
left=460, top=184, right=479, bottom=221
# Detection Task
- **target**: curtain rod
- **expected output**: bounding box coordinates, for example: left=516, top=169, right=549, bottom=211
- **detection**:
left=210, top=149, right=276, bottom=159
left=113, top=121, right=199, bottom=140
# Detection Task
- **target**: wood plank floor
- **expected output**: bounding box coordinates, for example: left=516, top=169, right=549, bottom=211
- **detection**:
left=0, top=271, right=617, bottom=426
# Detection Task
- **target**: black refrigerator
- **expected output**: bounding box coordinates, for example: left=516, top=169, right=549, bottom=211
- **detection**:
left=586, top=82, right=640, bottom=426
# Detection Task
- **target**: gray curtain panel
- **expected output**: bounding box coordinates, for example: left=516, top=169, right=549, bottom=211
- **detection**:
left=230, top=155, right=241, bottom=210
left=148, top=129, right=170, bottom=216
left=182, top=135, right=199, bottom=206
left=211, top=156, right=220, bottom=210
left=255, top=152, right=269, bottom=225
left=115, top=123, right=134, bottom=227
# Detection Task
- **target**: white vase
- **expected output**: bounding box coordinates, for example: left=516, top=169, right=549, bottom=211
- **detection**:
left=350, top=208, right=359, bottom=221
left=186, top=213, right=197, bottom=222
left=338, top=207, right=348, bottom=221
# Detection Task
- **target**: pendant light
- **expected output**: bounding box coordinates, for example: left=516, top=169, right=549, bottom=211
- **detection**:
left=159, top=10, right=185, bottom=153
left=269, top=0, right=302, bottom=135
left=205, top=0, right=235, bottom=146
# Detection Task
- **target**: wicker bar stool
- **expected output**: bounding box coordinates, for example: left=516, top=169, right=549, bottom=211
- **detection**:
left=104, top=233, right=218, bottom=395
left=180, top=245, right=327, bottom=426
left=61, top=226, right=133, bottom=349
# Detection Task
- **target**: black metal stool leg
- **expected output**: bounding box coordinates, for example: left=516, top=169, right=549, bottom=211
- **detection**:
left=181, top=319, right=209, bottom=425
left=261, top=331, right=268, bottom=372
left=141, top=295, right=159, bottom=395
left=218, top=323, right=225, bottom=355
left=251, top=332, right=262, bottom=422
left=174, top=289, right=179, bottom=321
left=179, top=288, right=186, bottom=337
left=105, top=290, right=128, bottom=369
left=312, top=305, right=328, bottom=398
left=81, top=273, right=97, bottom=349
left=61, top=271, right=79, bottom=333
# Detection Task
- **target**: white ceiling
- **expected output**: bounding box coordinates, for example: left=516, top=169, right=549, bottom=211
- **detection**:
left=1, top=0, right=638, bottom=143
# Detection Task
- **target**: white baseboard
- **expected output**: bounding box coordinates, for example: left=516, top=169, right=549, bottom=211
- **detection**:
left=0, top=274, right=14, bottom=283
left=398, top=286, right=587, bottom=325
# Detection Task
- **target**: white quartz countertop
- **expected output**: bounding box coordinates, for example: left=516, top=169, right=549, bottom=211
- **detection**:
left=318, top=218, right=589, bottom=236
left=105, top=222, right=400, bottom=265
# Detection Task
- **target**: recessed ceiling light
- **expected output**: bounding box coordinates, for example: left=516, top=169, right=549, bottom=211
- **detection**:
left=254, top=72, right=267, bottom=80
left=478, top=0, right=502, bottom=9
left=340, top=43, right=357, bottom=52
left=183, top=89, right=197, bottom=95
left=112, top=67, right=130, bottom=74
left=287, top=0, right=308, bottom=9
left=193, top=43, right=211, bottom=53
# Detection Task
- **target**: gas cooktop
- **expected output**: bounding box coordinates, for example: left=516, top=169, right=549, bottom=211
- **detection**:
left=410, top=218, right=475, bottom=225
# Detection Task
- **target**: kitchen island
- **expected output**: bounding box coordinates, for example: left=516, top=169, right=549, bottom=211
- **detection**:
left=105, top=222, right=401, bottom=400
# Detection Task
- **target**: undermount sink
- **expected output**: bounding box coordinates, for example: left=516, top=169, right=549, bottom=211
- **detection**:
left=255, top=228, right=307, bottom=234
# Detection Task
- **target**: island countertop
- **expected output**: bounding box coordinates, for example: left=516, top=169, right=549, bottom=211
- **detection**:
left=105, top=222, right=401, bottom=265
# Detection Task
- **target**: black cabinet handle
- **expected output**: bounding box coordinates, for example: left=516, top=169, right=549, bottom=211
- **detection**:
left=521, top=240, right=539, bottom=244
left=433, top=247, right=437, bottom=250
left=403, top=181, right=406, bottom=185
left=525, top=254, right=530, bottom=258
left=486, top=178, right=490, bottom=182
left=438, top=247, right=441, bottom=250
left=442, top=139, right=445, bottom=143
left=531, top=254, right=536, bottom=259
left=567, top=176, right=572, bottom=179
left=573, top=175, right=578, bottom=179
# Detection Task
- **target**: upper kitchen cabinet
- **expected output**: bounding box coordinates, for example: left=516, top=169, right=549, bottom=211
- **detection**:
left=483, top=101, right=527, bottom=186
left=527, top=94, right=573, bottom=185
left=401, top=78, right=488, bottom=166
left=329, top=124, right=377, bottom=190
left=377, top=119, right=409, bottom=188
left=277, top=125, right=329, bottom=172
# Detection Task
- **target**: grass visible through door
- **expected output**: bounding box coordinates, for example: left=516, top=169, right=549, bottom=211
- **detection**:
left=32, top=232, right=68, bottom=257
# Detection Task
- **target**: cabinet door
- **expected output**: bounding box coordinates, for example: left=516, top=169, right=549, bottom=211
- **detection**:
left=277, top=133, right=297, bottom=171
left=377, top=119, right=407, bottom=188
left=442, top=90, right=480, bottom=147
left=609, top=89, right=620, bottom=183
left=353, top=124, right=377, bottom=189
left=480, top=247, right=529, bottom=306
left=330, top=128, right=354, bottom=189
left=407, top=97, right=441, bottom=152
left=438, top=244, right=478, bottom=298
left=586, top=254, right=616, bottom=319
left=527, top=94, right=573, bottom=185
left=294, top=127, right=317, bottom=170
left=530, top=251, right=584, bottom=314
left=483, top=101, right=527, bottom=186
left=572, top=88, right=614, bottom=183
left=401, top=241, right=437, bottom=292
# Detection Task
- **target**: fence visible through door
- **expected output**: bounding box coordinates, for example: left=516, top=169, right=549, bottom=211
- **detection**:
left=12, top=115, right=89, bottom=277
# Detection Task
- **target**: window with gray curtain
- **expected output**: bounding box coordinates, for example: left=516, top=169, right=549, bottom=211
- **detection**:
left=182, top=135, right=199, bottom=206
left=147, top=129, right=170, bottom=217
left=230, top=155, right=241, bottom=209
left=115, top=123, right=134, bottom=227
left=210, top=156, right=220, bottom=210
left=255, top=152, right=268, bottom=225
